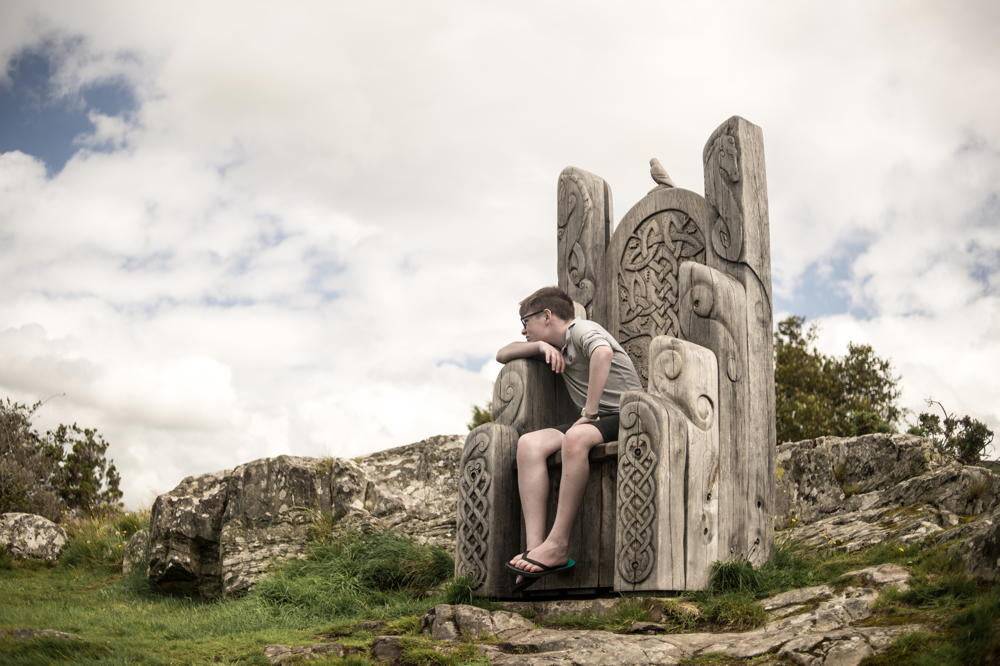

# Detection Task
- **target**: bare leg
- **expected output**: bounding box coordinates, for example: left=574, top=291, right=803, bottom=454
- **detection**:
left=508, top=429, right=564, bottom=583
left=511, top=423, right=603, bottom=573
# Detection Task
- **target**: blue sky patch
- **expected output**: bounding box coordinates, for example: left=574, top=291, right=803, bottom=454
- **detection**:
left=0, top=43, right=137, bottom=175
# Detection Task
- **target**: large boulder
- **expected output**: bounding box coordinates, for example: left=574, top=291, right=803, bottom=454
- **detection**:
left=147, top=454, right=410, bottom=597
left=147, top=435, right=463, bottom=598
left=0, top=512, right=68, bottom=562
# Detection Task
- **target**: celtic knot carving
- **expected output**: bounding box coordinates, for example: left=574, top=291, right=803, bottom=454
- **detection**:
left=617, top=209, right=705, bottom=384
left=617, top=400, right=659, bottom=584
left=558, top=171, right=596, bottom=316
left=456, top=431, right=492, bottom=589
left=491, top=367, right=524, bottom=426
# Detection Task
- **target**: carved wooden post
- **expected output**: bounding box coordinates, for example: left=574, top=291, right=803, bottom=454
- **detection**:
left=702, top=116, right=774, bottom=566
left=456, top=423, right=518, bottom=597
left=456, top=359, right=576, bottom=597
left=615, top=336, right=719, bottom=591
left=558, top=167, right=613, bottom=328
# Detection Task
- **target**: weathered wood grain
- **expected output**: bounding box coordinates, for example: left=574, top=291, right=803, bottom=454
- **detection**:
left=647, top=336, right=720, bottom=589
left=678, top=262, right=748, bottom=561
left=558, top=167, right=613, bottom=328
left=703, top=116, right=774, bottom=566
left=492, top=358, right=577, bottom=435
left=455, top=423, right=520, bottom=598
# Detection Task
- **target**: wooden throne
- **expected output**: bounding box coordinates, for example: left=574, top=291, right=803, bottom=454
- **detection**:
left=455, top=116, right=775, bottom=598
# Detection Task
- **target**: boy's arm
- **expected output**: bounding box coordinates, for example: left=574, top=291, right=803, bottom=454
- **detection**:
left=580, top=346, right=613, bottom=419
left=496, top=340, right=565, bottom=373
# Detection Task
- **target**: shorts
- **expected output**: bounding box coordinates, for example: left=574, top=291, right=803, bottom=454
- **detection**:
left=552, top=414, right=620, bottom=444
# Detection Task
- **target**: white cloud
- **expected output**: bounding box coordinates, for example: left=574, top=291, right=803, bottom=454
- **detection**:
left=0, top=0, right=998, bottom=505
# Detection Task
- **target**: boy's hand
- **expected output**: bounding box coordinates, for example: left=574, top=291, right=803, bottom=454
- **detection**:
left=537, top=341, right=565, bottom=374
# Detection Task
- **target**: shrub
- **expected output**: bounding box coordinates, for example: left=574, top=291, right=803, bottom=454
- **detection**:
left=0, top=398, right=122, bottom=519
left=467, top=403, right=492, bottom=430
left=775, top=316, right=901, bottom=442
left=908, top=399, right=995, bottom=465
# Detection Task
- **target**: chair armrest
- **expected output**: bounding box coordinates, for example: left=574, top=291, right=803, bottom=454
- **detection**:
left=492, top=358, right=577, bottom=435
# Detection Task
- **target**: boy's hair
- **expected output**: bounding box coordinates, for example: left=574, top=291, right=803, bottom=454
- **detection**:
left=519, top=286, right=575, bottom=321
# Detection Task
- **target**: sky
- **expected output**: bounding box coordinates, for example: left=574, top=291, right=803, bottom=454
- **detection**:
left=0, top=1, right=998, bottom=507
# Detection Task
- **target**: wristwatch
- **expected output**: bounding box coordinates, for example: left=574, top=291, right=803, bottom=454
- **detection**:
left=581, top=407, right=600, bottom=421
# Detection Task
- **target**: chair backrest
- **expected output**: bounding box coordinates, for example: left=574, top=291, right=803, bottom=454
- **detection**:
left=555, top=116, right=777, bottom=564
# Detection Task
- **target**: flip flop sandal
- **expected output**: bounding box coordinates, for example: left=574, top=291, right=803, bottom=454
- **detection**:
left=516, top=555, right=577, bottom=579
left=512, top=574, right=540, bottom=593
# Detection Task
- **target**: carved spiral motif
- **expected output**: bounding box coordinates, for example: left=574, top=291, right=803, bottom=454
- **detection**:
left=558, top=172, right=596, bottom=316
left=456, top=430, right=493, bottom=589
left=617, top=401, right=659, bottom=584
left=616, top=210, right=705, bottom=386
left=491, top=368, right=524, bottom=426
left=706, top=132, right=743, bottom=262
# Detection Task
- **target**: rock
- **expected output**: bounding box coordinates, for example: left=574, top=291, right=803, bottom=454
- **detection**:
left=774, top=433, right=949, bottom=528
left=421, top=604, right=536, bottom=641
left=147, top=436, right=462, bottom=598
left=426, top=566, right=915, bottom=664
left=353, top=434, right=463, bottom=549
left=0, top=628, right=80, bottom=641
left=122, top=528, right=149, bottom=575
left=841, top=564, right=910, bottom=590
left=940, top=504, right=1000, bottom=582
left=625, top=621, right=668, bottom=634
left=263, top=642, right=349, bottom=664
left=147, top=455, right=405, bottom=597
left=0, top=512, right=68, bottom=561
left=761, top=585, right=833, bottom=613
left=371, top=636, right=405, bottom=663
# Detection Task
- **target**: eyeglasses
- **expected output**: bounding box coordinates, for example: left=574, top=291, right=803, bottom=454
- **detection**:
left=520, top=309, right=546, bottom=328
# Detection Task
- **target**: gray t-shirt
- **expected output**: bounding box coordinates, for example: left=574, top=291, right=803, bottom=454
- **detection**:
left=560, top=319, right=643, bottom=415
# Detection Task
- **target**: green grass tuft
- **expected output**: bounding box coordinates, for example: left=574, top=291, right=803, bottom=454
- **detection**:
left=59, top=511, right=149, bottom=572
left=708, top=556, right=763, bottom=595
left=698, top=591, right=767, bottom=631
left=0, top=545, right=12, bottom=571
left=252, top=529, right=454, bottom=621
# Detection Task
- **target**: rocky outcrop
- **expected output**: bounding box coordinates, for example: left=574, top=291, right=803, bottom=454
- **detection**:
left=147, top=436, right=463, bottom=598
left=352, top=434, right=464, bottom=548
left=0, top=512, right=68, bottom=561
left=775, top=434, right=1000, bottom=580
left=421, top=564, right=916, bottom=664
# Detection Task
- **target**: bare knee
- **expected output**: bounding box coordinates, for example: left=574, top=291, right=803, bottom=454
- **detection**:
left=517, top=432, right=548, bottom=464
left=563, top=429, right=595, bottom=460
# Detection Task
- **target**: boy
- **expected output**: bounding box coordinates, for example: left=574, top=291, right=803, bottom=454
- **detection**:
left=496, top=286, right=642, bottom=588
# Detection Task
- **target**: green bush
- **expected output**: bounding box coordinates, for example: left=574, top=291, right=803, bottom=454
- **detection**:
left=907, top=400, right=995, bottom=465
left=0, top=545, right=11, bottom=571
left=467, top=402, right=492, bottom=430
left=0, top=398, right=123, bottom=520
left=775, top=316, right=901, bottom=442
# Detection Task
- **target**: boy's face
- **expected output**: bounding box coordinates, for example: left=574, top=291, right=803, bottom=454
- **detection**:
left=520, top=308, right=551, bottom=343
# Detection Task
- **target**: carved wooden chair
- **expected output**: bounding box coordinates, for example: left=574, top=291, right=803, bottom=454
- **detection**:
left=456, top=116, right=775, bottom=598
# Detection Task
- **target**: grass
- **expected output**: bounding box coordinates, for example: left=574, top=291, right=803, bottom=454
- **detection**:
left=4, top=510, right=1000, bottom=664
left=1, top=512, right=467, bottom=664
